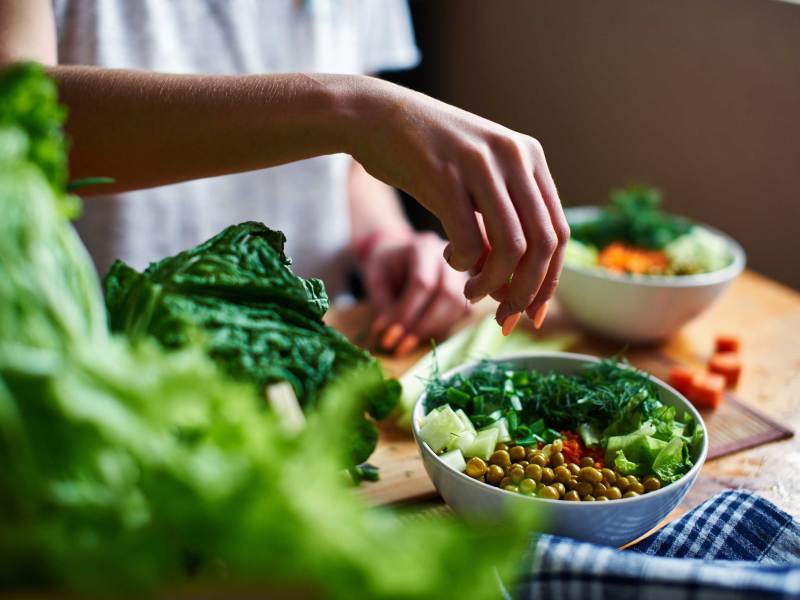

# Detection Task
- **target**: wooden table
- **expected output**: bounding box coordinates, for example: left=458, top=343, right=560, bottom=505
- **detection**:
left=328, top=271, right=800, bottom=520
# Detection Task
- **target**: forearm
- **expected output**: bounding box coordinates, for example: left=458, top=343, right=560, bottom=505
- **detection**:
left=51, top=66, right=367, bottom=194
left=348, top=159, right=413, bottom=246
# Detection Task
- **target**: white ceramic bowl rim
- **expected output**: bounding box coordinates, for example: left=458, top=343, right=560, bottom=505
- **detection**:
left=564, top=206, right=746, bottom=288
left=412, top=351, right=709, bottom=507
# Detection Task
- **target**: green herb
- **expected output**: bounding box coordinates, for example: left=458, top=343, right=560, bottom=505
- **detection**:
left=570, top=185, right=692, bottom=250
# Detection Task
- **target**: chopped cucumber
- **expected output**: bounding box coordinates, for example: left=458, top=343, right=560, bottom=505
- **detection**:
left=419, top=405, right=466, bottom=452
left=480, top=417, right=511, bottom=443
left=464, top=427, right=499, bottom=461
left=439, top=449, right=467, bottom=473
left=419, top=404, right=446, bottom=428
left=455, top=408, right=476, bottom=434
left=446, top=429, right=476, bottom=453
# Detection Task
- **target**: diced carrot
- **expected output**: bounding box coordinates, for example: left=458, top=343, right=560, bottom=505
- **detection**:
left=688, top=372, right=726, bottom=409
left=708, top=352, right=742, bottom=387
left=715, top=334, right=740, bottom=353
left=669, top=365, right=697, bottom=396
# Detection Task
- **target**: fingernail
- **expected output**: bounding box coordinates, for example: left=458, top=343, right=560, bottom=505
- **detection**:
left=501, top=312, right=521, bottom=337
left=533, top=302, right=550, bottom=330
left=381, top=323, right=404, bottom=350
left=395, top=334, right=420, bottom=358
left=468, top=295, right=486, bottom=305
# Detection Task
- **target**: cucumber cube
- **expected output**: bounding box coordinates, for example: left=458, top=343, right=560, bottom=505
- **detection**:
left=464, top=427, right=499, bottom=461
left=439, top=449, right=467, bottom=473
left=455, top=409, right=476, bottom=434
left=419, top=405, right=466, bottom=452
left=480, top=417, right=511, bottom=443
left=446, top=429, right=477, bottom=453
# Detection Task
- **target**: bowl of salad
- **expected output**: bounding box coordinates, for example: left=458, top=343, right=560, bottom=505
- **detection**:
left=558, top=186, right=745, bottom=343
left=411, top=352, right=707, bottom=547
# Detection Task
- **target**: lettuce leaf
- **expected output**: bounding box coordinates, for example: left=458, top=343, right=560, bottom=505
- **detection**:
left=652, top=437, right=692, bottom=483
left=613, top=450, right=643, bottom=476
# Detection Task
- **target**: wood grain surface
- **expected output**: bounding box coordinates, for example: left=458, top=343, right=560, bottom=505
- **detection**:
left=327, top=271, right=800, bottom=519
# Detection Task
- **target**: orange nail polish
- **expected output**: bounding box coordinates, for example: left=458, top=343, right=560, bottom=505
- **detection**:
left=533, top=302, right=550, bottom=329
left=381, top=323, right=404, bottom=349
left=395, top=334, right=420, bottom=358
left=501, top=313, right=521, bottom=336
left=371, top=314, right=389, bottom=335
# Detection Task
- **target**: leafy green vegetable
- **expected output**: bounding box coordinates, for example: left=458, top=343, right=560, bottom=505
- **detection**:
left=612, top=450, right=642, bottom=476
left=1, top=61, right=530, bottom=598
left=104, top=221, right=399, bottom=463
left=652, top=437, right=690, bottom=483
left=570, top=185, right=692, bottom=250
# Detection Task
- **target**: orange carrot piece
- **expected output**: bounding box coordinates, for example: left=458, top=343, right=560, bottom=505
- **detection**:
left=708, top=352, right=742, bottom=388
left=689, top=372, right=726, bottom=409
left=669, top=365, right=696, bottom=396
left=715, top=334, right=740, bottom=353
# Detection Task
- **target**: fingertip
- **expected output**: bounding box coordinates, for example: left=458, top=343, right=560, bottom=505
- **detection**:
left=381, top=323, right=405, bottom=350
left=394, top=334, right=420, bottom=358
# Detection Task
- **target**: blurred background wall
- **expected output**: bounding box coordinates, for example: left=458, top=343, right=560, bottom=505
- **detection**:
left=386, top=0, right=800, bottom=289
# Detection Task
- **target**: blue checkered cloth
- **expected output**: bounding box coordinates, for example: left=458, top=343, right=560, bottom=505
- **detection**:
left=514, top=490, right=800, bottom=599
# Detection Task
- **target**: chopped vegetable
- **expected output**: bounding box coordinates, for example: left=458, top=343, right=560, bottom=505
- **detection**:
left=567, top=185, right=732, bottom=277
left=708, top=352, right=742, bottom=388
left=419, top=405, right=466, bottom=453
left=464, top=428, right=500, bottom=461
left=597, top=242, right=669, bottom=275
left=423, top=358, right=704, bottom=501
left=669, top=365, right=697, bottom=396
left=688, top=372, right=726, bottom=409
left=396, top=316, right=577, bottom=428
left=715, top=334, right=741, bottom=353
left=439, top=449, right=468, bottom=473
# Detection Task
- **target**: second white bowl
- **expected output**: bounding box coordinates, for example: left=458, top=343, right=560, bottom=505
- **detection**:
left=556, top=206, right=745, bottom=343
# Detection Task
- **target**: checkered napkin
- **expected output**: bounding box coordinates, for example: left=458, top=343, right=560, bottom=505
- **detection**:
left=513, top=490, right=800, bottom=599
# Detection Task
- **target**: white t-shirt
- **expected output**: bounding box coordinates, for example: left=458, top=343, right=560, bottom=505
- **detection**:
left=53, top=0, right=419, bottom=294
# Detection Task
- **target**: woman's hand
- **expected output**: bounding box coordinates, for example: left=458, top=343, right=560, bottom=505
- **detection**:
left=358, top=230, right=469, bottom=357
left=339, top=78, right=569, bottom=332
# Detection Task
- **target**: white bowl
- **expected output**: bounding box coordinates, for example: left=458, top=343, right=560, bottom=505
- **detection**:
left=411, top=352, right=708, bottom=548
left=556, top=206, right=745, bottom=344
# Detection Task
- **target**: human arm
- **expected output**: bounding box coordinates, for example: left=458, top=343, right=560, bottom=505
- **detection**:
left=2, top=0, right=568, bottom=329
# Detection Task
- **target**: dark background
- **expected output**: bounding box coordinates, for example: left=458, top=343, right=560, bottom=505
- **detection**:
left=382, top=0, right=800, bottom=289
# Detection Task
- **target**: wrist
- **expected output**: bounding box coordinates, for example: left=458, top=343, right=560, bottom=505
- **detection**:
left=327, top=75, right=400, bottom=159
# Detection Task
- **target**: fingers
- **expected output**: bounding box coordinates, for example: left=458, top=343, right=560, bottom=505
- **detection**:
left=462, top=160, right=527, bottom=304
left=433, top=170, right=486, bottom=273
left=495, top=169, right=557, bottom=325
left=377, top=235, right=443, bottom=353
left=526, top=149, right=570, bottom=317
left=408, top=266, right=469, bottom=346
